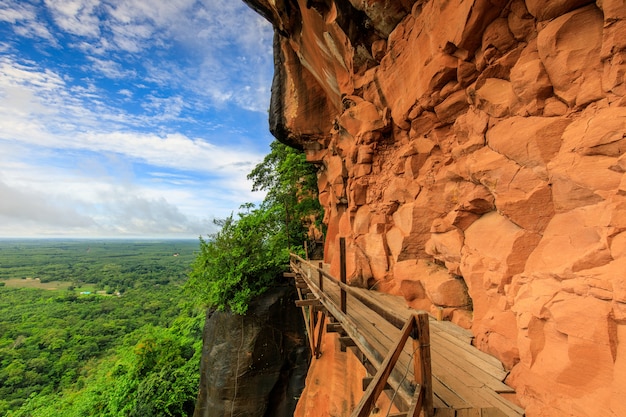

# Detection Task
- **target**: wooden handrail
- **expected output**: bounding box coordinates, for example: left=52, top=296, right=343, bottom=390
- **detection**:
left=290, top=253, right=426, bottom=330
left=290, top=253, right=434, bottom=416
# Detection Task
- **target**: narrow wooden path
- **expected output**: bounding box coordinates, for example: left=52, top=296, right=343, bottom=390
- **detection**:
left=290, top=250, right=525, bottom=417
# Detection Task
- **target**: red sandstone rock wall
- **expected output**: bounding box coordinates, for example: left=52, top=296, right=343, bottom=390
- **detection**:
left=244, top=0, right=626, bottom=415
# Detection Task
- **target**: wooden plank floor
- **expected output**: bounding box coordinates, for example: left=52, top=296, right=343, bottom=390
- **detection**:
left=292, top=259, right=525, bottom=417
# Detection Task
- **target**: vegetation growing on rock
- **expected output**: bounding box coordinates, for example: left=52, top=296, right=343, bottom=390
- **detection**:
left=186, top=140, right=322, bottom=314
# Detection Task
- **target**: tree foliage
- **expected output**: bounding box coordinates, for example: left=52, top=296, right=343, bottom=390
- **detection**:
left=186, top=140, right=323, bottom=314
left=186, top=205, right=289, bottom=314
left=248, top=140, right=323, bottom=247
left=0, top=241, right=202, bottom=417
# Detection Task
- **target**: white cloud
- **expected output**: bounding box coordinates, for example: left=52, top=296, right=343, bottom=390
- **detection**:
left=86, top=56, right=137, bottom=79
left=0, top=154, right=237, bottom=237
left=3, top=0, right=274, bottom=113
left=0, top=3, right=34, bottom=23
left=0, top=0, right=276, bottom=237
left=44, top=0, right=101, bottom=37
left=0, top=1, right=56, bottom=43
left=0, top=179, right=95, bottom=228
left=0, top=54, right=266, bottom=173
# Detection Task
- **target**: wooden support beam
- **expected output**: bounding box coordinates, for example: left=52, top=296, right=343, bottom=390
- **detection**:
left=283, top=272, right=297, bottom=278
left=362, top=377, right=391, bottom=391
left=318, top=261, right=324, bottom=292
left=326, top=322, right=344, bottom=333
left=315, top=311, right=326, bottom=359
left=351, top=316, right=415, bottom=417
left=295, top=299, right=321, bottom=307
left=339, top=336, right=356, bottom=347
left=414, top=313, right=433, bottom=417
left=351, top=314, right=431, bottom=417
left=339, top=336, right=356, bottom=352
left=295, top=282, right=308, bottom=289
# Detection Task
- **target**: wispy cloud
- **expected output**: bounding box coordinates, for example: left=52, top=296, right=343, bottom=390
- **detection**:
left=0, top=0, right=274, bottom=237
left=44, top=0, right=101, bottom=37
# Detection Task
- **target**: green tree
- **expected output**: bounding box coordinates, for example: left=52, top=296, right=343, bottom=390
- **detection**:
left=248, top=140, right=323, bottom=249
left=187, top=140, right=323, bottom=314
left=187, top=204, right=289, bottom=314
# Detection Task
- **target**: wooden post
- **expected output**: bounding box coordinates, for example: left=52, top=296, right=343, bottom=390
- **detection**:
left=318, top=261, right=324, bottom=292
left=304, top=240, right=309, bottom=260
left=315, top=311, right=326, bottom=358
left=309, top=307, right=316, bottom=355
left=340, top=237, right=347, bottom=314
left=412, top=313, right=433, bottom=417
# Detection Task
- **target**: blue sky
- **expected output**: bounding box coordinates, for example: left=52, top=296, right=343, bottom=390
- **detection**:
left=0, top=0, right=276, bottom=238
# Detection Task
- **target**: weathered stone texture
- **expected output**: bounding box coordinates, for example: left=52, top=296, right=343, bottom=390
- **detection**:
left=193, top=285, right=308, bottom=417
left=244, top=0, right=626, bottom=415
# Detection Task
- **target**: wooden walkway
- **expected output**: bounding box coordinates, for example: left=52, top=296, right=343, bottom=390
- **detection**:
left=290, top=251, right=525, bottom=417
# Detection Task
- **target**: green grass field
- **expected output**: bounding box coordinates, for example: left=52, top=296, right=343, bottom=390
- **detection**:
left=1, top=277, right=72, bottom=290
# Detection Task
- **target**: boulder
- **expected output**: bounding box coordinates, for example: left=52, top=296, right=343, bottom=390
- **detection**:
left=524, top=203, right=615, bottom=275
left=525, top=0, right=594, bottom=21
left=425, top=227, right=464, bottom=274
left=461, top=211, right=541, bottom=328
left=487, top=116, right=571, bottom=175
left=470, top=78, right=519, bottom=117
left=509, top=40, right=553, bottom=113
left=537, top=5, right=604, bottom=107
left=194, top=285, right=308, bottom=417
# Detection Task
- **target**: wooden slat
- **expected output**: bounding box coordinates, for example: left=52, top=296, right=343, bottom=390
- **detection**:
left=431, top=328, right=507, bottom=379
left=430, top=333, right=512, bottom=393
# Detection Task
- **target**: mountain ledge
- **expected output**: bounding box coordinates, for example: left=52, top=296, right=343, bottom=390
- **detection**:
left=243, top=0, right=626, bottom=416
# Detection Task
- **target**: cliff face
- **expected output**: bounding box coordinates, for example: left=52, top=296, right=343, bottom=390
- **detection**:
left=193, top=285, right=308, bottom=417
left=243, top=1, right=626, bottom=416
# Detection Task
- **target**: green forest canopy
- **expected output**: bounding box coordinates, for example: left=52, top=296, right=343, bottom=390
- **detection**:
left=0, top=240, right=203, bottom=417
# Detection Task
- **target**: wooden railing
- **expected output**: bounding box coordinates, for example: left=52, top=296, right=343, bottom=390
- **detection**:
left=290, top=237, right=434, bottom=417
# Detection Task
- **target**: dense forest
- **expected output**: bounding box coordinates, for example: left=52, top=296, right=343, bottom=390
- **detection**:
left=0, top=240, right=202, bottom=416
left=0, top=139, right=323, bottom=416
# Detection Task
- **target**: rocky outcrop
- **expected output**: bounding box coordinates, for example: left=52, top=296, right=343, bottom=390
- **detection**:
left=244, top=0, right=626, bottom=416
left=193, top=285, right=308, bottom=417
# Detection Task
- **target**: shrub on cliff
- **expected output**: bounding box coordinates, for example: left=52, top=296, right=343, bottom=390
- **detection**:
left=187, top=141, right=323, bottom=314
left=187, top=204, right=289, bottom=314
